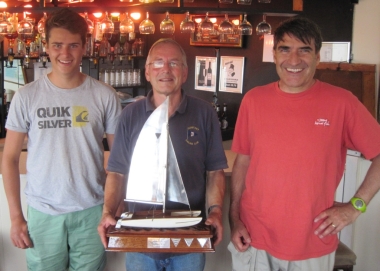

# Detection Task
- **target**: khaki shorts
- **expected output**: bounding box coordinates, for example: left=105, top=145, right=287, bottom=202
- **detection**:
left=228, top=242, right=335, bottom=271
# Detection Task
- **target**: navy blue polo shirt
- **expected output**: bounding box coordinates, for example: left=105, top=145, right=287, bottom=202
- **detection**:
left=108, top=90, right=228, bottom=215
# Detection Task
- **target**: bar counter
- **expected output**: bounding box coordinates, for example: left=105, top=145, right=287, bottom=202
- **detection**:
left=0, top=149, right=236, bottom=176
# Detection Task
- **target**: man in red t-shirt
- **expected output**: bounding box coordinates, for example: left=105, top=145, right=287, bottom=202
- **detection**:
left=229, top=16, right=380, bottom=271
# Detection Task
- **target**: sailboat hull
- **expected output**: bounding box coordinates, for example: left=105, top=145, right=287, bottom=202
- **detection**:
left=117, top=210, right=202, bottom=228
left=119, top=217, right=203, bottom=228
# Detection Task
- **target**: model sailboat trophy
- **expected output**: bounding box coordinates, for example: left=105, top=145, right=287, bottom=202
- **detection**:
left=106, top=97, right=215, bottom=253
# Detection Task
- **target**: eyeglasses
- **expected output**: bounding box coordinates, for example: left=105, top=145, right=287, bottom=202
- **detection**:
left=147, top=60, right=183, bottom=69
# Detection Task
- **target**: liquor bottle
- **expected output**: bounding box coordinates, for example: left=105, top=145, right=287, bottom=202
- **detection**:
left=198, top=60, right=205, bottom=86
left=211, top=93, right=218, bottom=110
left=207, top=61, right=212, bottom=86
left=216, top=104, right=221, bottom=128
left=221, top=103, right=228, bottom=130
left=94, top=22, right=103, bottom=57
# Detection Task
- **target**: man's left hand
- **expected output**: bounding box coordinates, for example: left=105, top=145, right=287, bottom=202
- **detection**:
left=313, top=201, right=361, bottom=238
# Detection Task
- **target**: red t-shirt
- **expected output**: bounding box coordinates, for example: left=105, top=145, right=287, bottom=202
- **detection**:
left=232, top=80, right=380, bottom=260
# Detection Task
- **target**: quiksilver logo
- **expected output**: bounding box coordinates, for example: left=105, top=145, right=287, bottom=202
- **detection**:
left=76, top=111, right=89, bottom=123
left=37, top=106, right=89, bottom=129
left=72, top=106, right=89, bottom=127
left=314, top=118, right=330, bottom=126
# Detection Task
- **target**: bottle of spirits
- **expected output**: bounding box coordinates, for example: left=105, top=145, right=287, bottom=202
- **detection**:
left=216, top=104, right=221, bottom=128
left=94, top=22, right=103, bottom=57
left=211, top=93, right=218, bottom=110
left=207, top=61, right=212, bottom=86
left=198, top=60, right=205, bottom=86
left=221, top=103, right=228, bottom=130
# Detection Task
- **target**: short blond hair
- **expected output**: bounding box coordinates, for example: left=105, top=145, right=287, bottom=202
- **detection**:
left=146, top=38, right=188, bottom=68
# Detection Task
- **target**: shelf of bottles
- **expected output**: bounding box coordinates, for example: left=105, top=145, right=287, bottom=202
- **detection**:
left=82, top=11, right=148, bottom=98
left=98, top=62, right=143, bottom=89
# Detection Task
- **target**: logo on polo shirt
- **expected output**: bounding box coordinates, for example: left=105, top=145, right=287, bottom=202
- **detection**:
left=314, top=118, right=330, bottom=126
left=186, top=126, right=199, bottom=145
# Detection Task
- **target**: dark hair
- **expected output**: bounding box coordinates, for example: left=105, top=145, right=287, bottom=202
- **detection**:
left=45, top=8, right=88, bottom=46
left=273, top=17, right=323, bottom=53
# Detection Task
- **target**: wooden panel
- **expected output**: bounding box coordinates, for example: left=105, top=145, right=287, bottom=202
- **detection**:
left=293, top=0, right=303, bottom=11
left=315, top=62, right=376, bottom=119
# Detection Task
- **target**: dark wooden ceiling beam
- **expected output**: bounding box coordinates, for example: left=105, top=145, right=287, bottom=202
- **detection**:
left=1, top=0, right=303, bottom=14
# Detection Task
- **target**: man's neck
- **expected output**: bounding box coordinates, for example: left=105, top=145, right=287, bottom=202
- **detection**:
left=47, top=72, right=86, bottom=89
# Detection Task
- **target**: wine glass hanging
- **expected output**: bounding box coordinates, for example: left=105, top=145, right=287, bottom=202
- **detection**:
left=119, top=12, right=135, bottom=55
left=199, top=12, right=214, bottom=40
left=100, top=12, right=116, bottom=63
left=238, top=13, right=253, bottom=35
left=160, top=11, right=175, bottom=35
left=17, top=13, right=35, bottom=67
left=180, top=12, right=195, bottom=34
left=139, top=12, right=155, bottom=35
left=0, top=12, right=17, bottom=67
left=84, top=12, right=94, bottom=57
left=256, top=14, right=271, bottom=35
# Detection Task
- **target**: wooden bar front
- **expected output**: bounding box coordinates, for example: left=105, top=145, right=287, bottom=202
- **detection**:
left=315, top=62, right=376, bottom=119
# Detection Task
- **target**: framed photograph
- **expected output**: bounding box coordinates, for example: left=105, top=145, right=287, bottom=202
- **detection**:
left=320, top=42, right=351, bottom=62
left=190, top=14, right=243, bottom=48
left=195, top=56, right=217, bottom=92
left=219, top=56, right=245, bottom=93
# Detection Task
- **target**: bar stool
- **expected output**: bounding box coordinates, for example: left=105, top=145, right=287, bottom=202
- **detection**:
left=333, top=241, right=357, bottom=271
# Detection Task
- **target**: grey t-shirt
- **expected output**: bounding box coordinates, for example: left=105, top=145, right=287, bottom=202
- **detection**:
left=6, top=74, right=121, bottom=215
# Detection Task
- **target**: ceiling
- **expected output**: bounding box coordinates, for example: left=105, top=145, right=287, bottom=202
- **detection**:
left=0, top=0, right=301, bottom=16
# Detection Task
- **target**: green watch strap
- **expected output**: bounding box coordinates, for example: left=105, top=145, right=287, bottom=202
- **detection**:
left=350, top=197, right=366, bottom=213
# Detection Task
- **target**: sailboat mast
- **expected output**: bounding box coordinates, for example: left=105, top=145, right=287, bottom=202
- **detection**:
left=162, top=95, right=170, bottom=214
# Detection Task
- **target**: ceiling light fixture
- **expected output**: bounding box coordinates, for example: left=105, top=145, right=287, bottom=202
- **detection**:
left=93, top=12, right=103, bottom=19
left=194, top=18, right=202, bottom=24
left=130, top=12, right=141, bottom=20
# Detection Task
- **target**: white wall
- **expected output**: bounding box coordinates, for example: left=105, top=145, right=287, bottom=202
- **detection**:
left=352, top=0, right=380, bottom=105
left=351, top=1, right=380, bottom=270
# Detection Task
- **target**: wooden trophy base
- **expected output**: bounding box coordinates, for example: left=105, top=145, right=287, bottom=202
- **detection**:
left=106, top=221, right=215, bottom=253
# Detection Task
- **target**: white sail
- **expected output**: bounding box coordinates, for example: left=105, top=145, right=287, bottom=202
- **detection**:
left=126, top=97, right=190, bottom=207
left=166, top=135, right=189, bottom=206
left=126, top=97, right=168, bottom=205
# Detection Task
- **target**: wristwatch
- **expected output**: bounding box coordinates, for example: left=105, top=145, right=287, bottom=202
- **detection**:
left=350, top=197, right=366, bottom=213
left=208, top=205, right=222, bottom=214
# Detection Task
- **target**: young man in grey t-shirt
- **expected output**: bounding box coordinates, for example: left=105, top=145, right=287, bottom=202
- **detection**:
left=2, top=9, right=121, bottom=271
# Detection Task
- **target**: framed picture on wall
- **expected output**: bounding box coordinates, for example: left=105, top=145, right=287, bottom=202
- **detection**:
left=320, top=42, right=351, bottom=62
left=219, top=56, right=245, bottom=93
left=194, top=56, right=217, bottom=92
